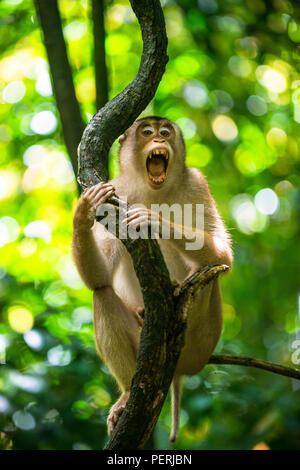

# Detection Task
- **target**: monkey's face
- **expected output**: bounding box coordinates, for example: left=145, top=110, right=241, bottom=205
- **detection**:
left=138, top=120, right=175, bottom=189
left=119, top=118, right=185, bottom=190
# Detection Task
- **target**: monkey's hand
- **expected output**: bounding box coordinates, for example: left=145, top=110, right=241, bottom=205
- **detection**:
left=73, top=182, right=115, bottom=231
left=123, top=207, right=164, bottom=236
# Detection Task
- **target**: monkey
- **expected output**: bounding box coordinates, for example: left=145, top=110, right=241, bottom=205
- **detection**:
left=72, top=116, right=233, bottom=442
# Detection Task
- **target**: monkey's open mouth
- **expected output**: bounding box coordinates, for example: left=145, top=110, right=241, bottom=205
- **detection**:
left=146, top=148, right=169, bottom=185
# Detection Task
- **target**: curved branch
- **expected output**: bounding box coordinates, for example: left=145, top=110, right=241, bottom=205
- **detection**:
left=76, top=0, right=178, bottom=450
left=78, top=0, right=169, bottom=186
left=208, top=354, right=300, bottom=380
left=34, top=0, right=85, bottom=176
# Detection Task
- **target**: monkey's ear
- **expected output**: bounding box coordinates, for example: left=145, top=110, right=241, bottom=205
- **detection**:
left=118, top=134, right=126, bottom=145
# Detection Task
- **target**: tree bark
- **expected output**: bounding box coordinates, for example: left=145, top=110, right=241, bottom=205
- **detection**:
left=91, top=0, right=109, bottom=111
left=77, top=0, right=169, bottom=186
left=34, top=0, right=85, bottom=176
left=78, top=0, right=180, bottom=450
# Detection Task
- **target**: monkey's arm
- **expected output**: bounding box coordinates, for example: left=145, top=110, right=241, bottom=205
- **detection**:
left=124, top=206, right=232, bottom=268
left=168, top=178, right=232, bottom=268
left=168, top=221, right=232, bottom=268
left=72, top=182, right=119, bottom=290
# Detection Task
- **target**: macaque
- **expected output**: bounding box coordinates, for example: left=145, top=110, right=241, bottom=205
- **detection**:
left=72, top=116, right=233, bottom=442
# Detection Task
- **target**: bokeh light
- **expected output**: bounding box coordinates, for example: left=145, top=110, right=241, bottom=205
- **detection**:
left=0, top=395, right=11, bottom=414
left=12, top=410, right=36, bottom=430
left=176, top=117, right=197, bottom=140
left=183, top=81, right=209, bottom=108
left=72, top=307, right=93, bottom=327
left=30, top=111, right=57, bottom=135
left=24, top=329, right=44, bottom=350
left=228, top=56, right=252, bottom=78
left=9, top=371, right=44, bottom=393
left=8, top=306, right=34, bottom=333
left=0, top=171, right=19, bottom=200
left=35, top=71, right=52, bottom=97
left=63, top=21, right=87, bottom=41
left=52, top=160, right=75, bottom=184
left=246, top=95, right=267, bottom=116
left=2, top=80, right=26, bottom=103
left=213, top=90, right=234, bottom=113
left=0, top=217, right=20, bottom=247
left=254, top=188, right=279, bottom=215
left=24, top=220, right=52, bottom=242
left=212, top=115, right=238, bottom=142
left=47, top=345, right=72, bottom=366
left=24, top=57, right=48, bottom=80
left=256, top=66, right=287, bottom=94
left=56, top=255, right=84, bottom=289
left=230, top=194, right=268, bottom=234
left=23, top=144, right=47, bottom=167
left=266, top=128, right=287, bottom=150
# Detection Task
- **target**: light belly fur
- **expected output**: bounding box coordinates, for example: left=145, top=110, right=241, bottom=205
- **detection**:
left=112, top=239, right=223, bottom=375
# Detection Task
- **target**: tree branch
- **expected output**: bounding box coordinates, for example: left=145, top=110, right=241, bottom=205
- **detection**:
left=208, top=354, right=300, bottom=380
left=77, top=0, right=180, bottom=450
left=91, top=0, right=109, bottom=111
left=34, top=0, right=85, bottom=176
left=77, top=0, right=169, bottom=186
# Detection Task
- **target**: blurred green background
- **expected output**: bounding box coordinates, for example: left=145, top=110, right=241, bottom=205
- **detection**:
left=0, top=0, right=300, bottom=450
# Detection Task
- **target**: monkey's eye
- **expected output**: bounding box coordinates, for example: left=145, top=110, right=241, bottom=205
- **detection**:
left=142, top=125, right=154, bottom=136
left=159, top=126, right=171, bottom=137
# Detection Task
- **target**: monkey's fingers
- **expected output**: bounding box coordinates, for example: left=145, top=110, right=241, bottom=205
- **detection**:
left=91, top=183, right=114, bottom=197
left=124, top=209, right=147, bottom=222
left=125, top=208, right=148, bottom=216
left=126, top=216, right=149, bottom=228
left=84, top=182, right=115, bottom=199
left=93, top=188, right=114, bottom=205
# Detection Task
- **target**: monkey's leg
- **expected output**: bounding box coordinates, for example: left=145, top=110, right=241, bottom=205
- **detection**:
left=93, top=286, right=140, bottom=434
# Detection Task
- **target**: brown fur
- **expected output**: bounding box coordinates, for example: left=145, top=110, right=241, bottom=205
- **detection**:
left=72, top=117, right=233, bottom=442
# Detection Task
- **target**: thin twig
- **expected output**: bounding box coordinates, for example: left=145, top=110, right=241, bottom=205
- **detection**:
left=208, top=354, right=300, bottom=380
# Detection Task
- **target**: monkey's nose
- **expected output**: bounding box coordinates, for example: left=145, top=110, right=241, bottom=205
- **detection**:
left=153, top=138, right=165, bottom=143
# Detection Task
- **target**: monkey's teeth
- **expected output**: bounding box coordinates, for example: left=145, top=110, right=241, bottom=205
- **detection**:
left=149, top=149, right=169, bottom=159
left=149, top=172, right=166, bottom=184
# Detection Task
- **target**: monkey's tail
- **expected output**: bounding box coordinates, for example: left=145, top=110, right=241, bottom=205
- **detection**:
left=170, top=375, right=183, bottom=443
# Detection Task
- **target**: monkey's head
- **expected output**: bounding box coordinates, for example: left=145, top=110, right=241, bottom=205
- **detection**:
left=118, top=116, right=186, bottom=190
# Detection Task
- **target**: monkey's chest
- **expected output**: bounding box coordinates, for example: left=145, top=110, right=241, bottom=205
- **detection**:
left=157, top=240, right=190, bottom=283
left=113, top=240, right=189, bottom=311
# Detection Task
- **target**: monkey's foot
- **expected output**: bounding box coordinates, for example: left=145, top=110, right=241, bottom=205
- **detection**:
left=107, top=391, right=130, bottom=434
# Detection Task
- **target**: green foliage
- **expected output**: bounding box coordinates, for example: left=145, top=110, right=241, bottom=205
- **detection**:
left=0, top=0, right=299, bottom=450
